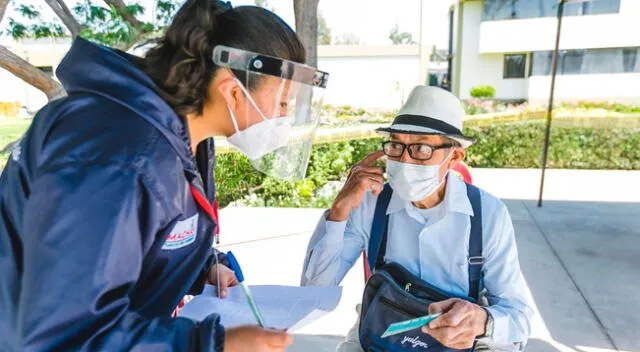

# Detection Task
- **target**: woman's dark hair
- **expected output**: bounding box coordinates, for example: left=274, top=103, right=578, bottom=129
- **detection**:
left=141, top=0, right=306, bottom=117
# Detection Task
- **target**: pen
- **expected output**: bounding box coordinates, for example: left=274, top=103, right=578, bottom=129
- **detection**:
left=225, top=251, right=267, bottom=328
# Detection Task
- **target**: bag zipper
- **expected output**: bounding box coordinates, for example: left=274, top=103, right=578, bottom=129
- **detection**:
left=379, top=296, right=419, bottom=318
left=401, top=280, right=450, bottom=301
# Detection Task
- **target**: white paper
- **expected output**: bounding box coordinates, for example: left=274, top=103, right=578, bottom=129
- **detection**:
left=179, top=285, right=342, bottom=332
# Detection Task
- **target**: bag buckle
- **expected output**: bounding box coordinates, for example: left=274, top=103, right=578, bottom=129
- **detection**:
left=468, top=256, right=484, bottom=265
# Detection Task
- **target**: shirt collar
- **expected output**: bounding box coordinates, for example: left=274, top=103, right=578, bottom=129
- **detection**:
left=386, top=172, right=474, bottom=216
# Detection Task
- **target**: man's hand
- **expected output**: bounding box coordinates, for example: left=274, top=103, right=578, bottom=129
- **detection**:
left=207, top=264, right=238, bottom=298
left=224, top=326, right=292, bottom=352
left=421, top=298, right=488, bottom=349
left=328, top=150, right=385, bottom=222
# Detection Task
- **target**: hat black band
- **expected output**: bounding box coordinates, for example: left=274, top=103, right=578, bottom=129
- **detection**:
left=391, top=114, right=462, bottom=135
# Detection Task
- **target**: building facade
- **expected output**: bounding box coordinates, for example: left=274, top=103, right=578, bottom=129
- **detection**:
left=451, top=0, right=640, bottom=104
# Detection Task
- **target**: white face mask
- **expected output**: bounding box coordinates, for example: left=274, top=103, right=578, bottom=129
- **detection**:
left=386, top=152, right=452, bottom=202
left=226, top=79, right=292, bottom=160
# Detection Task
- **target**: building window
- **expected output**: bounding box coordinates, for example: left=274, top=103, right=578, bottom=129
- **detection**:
left=504, top=54, right=526, bottom=78
left=560, top=50, right=584, bottom=75
left=531, top=47, right=640, bottom=76
left=483, top=0, right=620, bottom=21
left=623, top=49, right=638, bottom=73
left=37, top=66, right=54, bottom=77
left=583, top=0, right=622, bottom=15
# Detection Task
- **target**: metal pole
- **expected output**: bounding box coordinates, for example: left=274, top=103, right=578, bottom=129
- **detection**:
left=447, top=6, right=454, bottom=92
left=419, top=0, right=425, bottom=85
left=537, top=0, right=565, bottom=207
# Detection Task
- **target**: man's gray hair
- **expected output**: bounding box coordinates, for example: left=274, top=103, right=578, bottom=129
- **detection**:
left=445, top=136, right=462, bottom=147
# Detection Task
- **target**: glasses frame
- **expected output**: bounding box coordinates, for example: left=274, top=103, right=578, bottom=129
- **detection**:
left=381, top=141, right=455, bottom=161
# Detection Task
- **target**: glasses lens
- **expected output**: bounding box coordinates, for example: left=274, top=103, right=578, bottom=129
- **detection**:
left=383, top=142, right=404, bottom=157
left=409, top=144, right=434, bottom=160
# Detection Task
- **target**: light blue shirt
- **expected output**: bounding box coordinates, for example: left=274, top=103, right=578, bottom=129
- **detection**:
left=301, top=174, right=533, bottom=347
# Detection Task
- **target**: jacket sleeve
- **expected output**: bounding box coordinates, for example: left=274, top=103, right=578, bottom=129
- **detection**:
left=19, top=162, right=225, bottom=352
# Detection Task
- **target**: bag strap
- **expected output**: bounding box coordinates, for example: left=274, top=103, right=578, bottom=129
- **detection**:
left=466, top=183, right=484, bottom=300
left=367, top=184, right=393, bottom=271
left=367, top=182, right=484, bottom=299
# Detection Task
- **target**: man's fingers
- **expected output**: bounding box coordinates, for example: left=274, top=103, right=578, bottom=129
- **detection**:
left=428, top=299, right=459, bottom=315
left=430, top=310, right=465, bottom=329
left=422, top=326, right=463, bottom=343
left=358, top=166, right=384, bottom=175
left=349, top=165, right=384, bottom=181
left=427, top=300, right=464, bottom=329
left=357, top=176, right=384, bottom=195
left=260, top=329, right=293, bottom=347
left=359, top=150, right=385, bottom=167
left=422, top=326, right=472, bottom=349
left=357, top=172, right=384, bottom=184
left=369, top=181, right=385, bottom=196
left=440, top=301, right=473, bottom=327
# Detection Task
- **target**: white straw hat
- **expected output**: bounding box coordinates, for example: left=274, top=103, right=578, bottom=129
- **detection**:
left=377, top=86, right=475, bottom=148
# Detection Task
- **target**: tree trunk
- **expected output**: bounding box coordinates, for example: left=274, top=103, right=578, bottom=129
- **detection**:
left=293, top=0, right=319, bottom=67
left=43, top=0, right=85, bottom=38
left=103, top=0, right=147, bottom=33
left=0, top=45, right=66, bottom=100
left=0, top=0, right=8, bottom=24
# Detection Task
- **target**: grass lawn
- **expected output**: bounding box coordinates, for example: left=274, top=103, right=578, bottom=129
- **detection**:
left=0, top=118, right=32, bottom=166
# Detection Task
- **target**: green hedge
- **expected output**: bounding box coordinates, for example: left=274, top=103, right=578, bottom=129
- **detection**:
left=216, top=139, right=378, bottom=208
left=215, top=121, right=640, bottom=208
left=464, top=121, right=640, bottom=169
left=562, top=101, right=640, bottom=113
left=470, top=85, right=496, bottom=99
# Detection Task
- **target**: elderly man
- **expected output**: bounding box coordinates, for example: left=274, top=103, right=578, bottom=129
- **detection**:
left=301, top=86, right=533, bottom=351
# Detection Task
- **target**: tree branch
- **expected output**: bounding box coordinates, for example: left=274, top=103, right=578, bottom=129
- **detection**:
left=43, top=0, right=85, bottom=38
left=0, top=0, right=8, bottom=24
left=103, top=0, right=147, bottom=33
left=0, top=45, right=66, bottom=100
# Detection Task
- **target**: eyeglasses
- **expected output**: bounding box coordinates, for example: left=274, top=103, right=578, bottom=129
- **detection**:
left=381, top=141, right=455, bottom=161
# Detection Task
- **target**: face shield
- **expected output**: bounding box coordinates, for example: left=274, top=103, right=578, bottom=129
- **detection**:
left=213, top=45, right=329, bottom=181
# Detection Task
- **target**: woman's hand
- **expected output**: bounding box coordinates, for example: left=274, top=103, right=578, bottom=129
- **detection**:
left=207, top=264, right=239, bottom=298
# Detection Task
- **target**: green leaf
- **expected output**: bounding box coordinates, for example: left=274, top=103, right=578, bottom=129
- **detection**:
left=124, top=4, right=145, bottom=17
left=16, top=4, right=41, bottom=20
left=7, top=18, right=28, bottom=40
left=31, top=25, right=52, bottom=38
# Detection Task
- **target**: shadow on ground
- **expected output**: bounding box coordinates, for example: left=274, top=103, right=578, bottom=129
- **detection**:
left=507, top=199, right=640, bottom=352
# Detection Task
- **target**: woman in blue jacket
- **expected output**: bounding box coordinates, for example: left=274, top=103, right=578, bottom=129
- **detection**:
left=0, top=0, right=328, bottom=351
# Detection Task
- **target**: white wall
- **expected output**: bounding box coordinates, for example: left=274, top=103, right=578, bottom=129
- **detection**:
left=0, top=38, right=71, bottom=112
left=0, top=69, right=48, bottom=113
left=0, top=42, right=436, bottom=113
left=457, top=1, right=529, bottom=100
left=528, top=73, right=640, bottom=105
left=318, top=55, right=421, bottom=110
left=479, top=0, right=640, bottom=53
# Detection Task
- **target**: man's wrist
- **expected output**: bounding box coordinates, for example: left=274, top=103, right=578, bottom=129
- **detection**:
left=327, top=203, right=350, bottom=222
left=478, top=307, right=494, bottom=338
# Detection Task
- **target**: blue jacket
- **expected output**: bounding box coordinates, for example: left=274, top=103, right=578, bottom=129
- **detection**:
left=0, top=38, right=228, bottom=351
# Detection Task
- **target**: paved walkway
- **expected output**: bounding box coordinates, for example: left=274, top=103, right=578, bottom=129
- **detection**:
left=213, top=169, right=640, bottom=352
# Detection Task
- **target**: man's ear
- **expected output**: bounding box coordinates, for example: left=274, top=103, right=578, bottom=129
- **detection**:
left=449, top=147, right=466, bottom=168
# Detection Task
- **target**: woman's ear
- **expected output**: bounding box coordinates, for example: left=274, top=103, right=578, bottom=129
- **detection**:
left=216, top=75, right=243, bottom=111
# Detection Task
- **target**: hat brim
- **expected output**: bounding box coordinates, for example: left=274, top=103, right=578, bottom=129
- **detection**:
left=376, top=126, right=476, bottom=149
